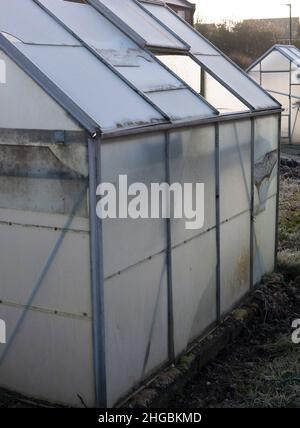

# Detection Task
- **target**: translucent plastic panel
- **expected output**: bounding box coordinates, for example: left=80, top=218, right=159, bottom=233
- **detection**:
left=254, top=116, right=279, bottom=214
left=0, top=305, right=95, bottom=407
left=205, top=74, right=249, bottom=113
left=0, top=142, right=94, bottom=407
left=0, top=50, right=80, bottom=131
left=104, top=253, right=168, bottom=407
left=219, top=120, right=252, bottom=222
left=172, top=229, right=217, bottom=356
left=15, top=43, right=165, bottom=130
left=99, top=0, right=187, bottom=51
left=261, top=72, right=290, bottom=96
left=0, top=0, right=80, bottom=46
left=101, top=133, right=167, bottom=279
left=248, top=70, right=261, bottom=85
left=221, top=211, right=251, bottom=314
left=169, top=125, right=216, bottom=246
left=142, top=2, right=217, bottom=55
left=260, top=50, right=290, bottom=71
left=194, top=54, right=279, bottom=110
left=291, top=84, right=300, bottom=144
left=39, top=0, right=137, bottom=52
left=148, top=88, right=214, bottom=120
left=253, top=195, right=276, bottom=285
left=261, top=72, right=290, bottom=110
left=281, top=115, right=289, bottom=139
left=158, top=55, right=201, bottom=93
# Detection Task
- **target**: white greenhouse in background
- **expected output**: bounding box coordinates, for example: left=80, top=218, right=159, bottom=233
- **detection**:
left=0, top=0, right=281, bottom=408
left=248, top=44, right=300, bottom=144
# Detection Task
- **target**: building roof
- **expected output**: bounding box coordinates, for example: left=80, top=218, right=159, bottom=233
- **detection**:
left=247, top=44, right=300, bottom=72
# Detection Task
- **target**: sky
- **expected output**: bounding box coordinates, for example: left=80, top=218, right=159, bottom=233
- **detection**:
left=195, top=0, right=300, bottom=23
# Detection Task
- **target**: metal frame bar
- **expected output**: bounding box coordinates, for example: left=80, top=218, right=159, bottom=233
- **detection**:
left=0, top=33, right=99, bottom=136
left=289, top=59, right=293, bottom=145
left=274, top=116, right=282, bottom=270
left=250, top=118, right=255, bottom=289
left=215, top=123, right=221, bottom=322
left=101, top=108, right=282, bottom=140
left=165, top=131, right=175, bottom=363
left=88, top=137, right=107, bottom=408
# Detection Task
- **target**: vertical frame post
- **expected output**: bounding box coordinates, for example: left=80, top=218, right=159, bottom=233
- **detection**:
left=88, top=137, right=107, bottom=408
left=274, top=115, right=282, bottom=270
left=250, top=118, right=255, bottom=289
left=165, top=131, right=175, bottom=363
left=289, top=59, right=292, bottom=145
left=215, top=123, right=221, bottom=323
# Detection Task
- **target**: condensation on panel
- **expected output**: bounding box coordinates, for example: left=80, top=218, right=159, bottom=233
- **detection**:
left=105, top=252, right=168, bottom=407
left=0, top=305, right=95, bottom=407
left=253, top=195, right=277, bottom=285
left=169, top=125, right=216, bottom=246
left=221, top=211, right=251, bottom=315
left=172, top=229, right=217, bottom=356
left=254, top=115, right=279, bottom=215
left=101, top=133, right=167, bottom=279
left=219, top=120, right=251, bottom=222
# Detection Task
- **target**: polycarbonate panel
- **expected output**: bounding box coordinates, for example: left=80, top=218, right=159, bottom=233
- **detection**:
left=148, top=88, right=214, bottom=120
left=0, top=0, right=80, bottom=46
left=141, top=1, right=217, bottom=55
left=15, top=43, right=165, bottom=130
left=205, top=74, right=249, bottom=112
left=194, top=54, right=279, bottom=109
left=158, top=55, right=201, bottom=93
left=248, top=70, right=261, bottom=85
left=291, top=84, right=300, bottom=143
left=172, top=229, right=217, bottom=356
left=253, top=116, right=278, bottom=284
left=101, top=133, right=167, bottom=279
left=219, top=120, right=251, bottom=222
left=0, top=50, right=80, bottom=131
left=39, top=0, right=137, bottom=52
left=261, top=72, right=290, bottom=110
left=0, top=142, right=94, bottom=407
left=0, top=305, right=94, bottom=407
left=105, top=253, right=168, bottom=407
left=254, top=115, right=279, bottom=214
left=221, top=211, right=251, bottom=314
left=260, top=50, right=290, bottom=71
left=253, top=195, right=276, bottom=285
left=99, top=0, right=187, bottom=51
left=169, top=125, right=216, bottom=246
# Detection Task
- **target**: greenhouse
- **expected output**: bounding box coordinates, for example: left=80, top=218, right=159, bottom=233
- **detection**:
left=0, top=0, right=281, bottom=408
left=248, top=44, right=300, bottom=144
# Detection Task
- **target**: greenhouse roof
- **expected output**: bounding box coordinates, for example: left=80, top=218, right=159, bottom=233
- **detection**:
left=0, top=0, right=280, bottom=137
left=95, top=0, right=280, bottom=111
left=248, top=44, right=300, bottom=71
